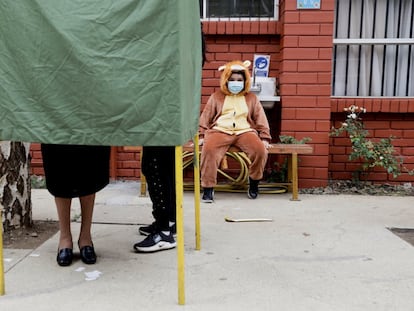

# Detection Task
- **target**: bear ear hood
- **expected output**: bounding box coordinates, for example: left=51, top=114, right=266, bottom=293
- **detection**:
left=218, top=60, right=251, bottom=96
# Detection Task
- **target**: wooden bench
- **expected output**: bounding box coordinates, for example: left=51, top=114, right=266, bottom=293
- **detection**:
left=182, top=143, right=313, bottom=201
left=128, top=143, right=313, bottom=201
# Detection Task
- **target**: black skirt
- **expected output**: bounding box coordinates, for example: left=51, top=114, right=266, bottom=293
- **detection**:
left=41, top=144, right=111, bottom=198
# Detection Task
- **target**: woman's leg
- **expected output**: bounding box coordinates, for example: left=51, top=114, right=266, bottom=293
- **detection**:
left=55, top=197, right=73, bottom=250
left=78, top=193, right=95, bottom=247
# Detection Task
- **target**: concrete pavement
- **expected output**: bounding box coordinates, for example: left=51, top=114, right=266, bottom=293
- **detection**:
left=2, top=181, right=414, bottom=310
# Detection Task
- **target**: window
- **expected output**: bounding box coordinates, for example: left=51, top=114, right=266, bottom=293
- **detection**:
left=200, top=0, right=278, bottom=20
left=333, top=0, right=414, bottom=97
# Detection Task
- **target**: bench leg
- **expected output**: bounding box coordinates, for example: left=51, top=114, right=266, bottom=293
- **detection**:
left=290, top=153, right=300, bottom=201
left=140, top=174, right=147, bottom=196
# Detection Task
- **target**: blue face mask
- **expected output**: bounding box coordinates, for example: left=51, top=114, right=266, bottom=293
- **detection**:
left=227, top=81, right=244, bottom=95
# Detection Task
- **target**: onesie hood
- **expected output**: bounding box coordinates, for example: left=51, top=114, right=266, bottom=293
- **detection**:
left=218, top=60, right=251, bottom=96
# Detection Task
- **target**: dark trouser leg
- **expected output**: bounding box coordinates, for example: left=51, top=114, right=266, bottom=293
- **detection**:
left=141, top=146, right=175, bottom=231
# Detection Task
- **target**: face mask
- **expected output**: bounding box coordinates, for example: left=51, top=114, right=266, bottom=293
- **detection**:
left=227, top=81, right=244, bottom=95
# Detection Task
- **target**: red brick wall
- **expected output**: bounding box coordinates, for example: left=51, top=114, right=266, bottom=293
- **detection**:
left=201, top=21, right=281, bottom=108
left=330, top=99, right=414, bottom=183
left=278, top=0, right=334, bottom=188
left=29, top=1, right=414, bottom=188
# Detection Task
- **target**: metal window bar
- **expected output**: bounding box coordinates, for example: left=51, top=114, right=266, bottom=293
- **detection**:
left=381, top=0, right=390, bottom=96
left=392, top=0, right=403, bottom=96
left=333, top=0, right=414, bottom=97
left=368, top=0, right=378, bottom=95
left=407, top=3, right=414, bottom=96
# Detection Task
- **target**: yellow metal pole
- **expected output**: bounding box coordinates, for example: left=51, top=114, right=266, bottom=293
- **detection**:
left=175, top=146, right=185, bottom=305
left=290, top=153, right=299, bottom=201
left=193, top=135, right=201, bottom=250
left=0, top=214, right=5, bottom=295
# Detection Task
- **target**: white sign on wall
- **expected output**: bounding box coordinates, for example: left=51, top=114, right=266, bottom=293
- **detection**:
left=297, top=0, right=321, bottom=9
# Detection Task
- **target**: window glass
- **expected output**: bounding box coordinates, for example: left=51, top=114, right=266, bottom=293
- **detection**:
left=201, top=0, right=275, bottom=18
left=333, top=0, right=414, bottom=97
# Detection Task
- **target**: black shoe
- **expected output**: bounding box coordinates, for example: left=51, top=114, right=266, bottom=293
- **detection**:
left=79, top=244, right=97, bottom=264
left=56, top=248, right=73, bottom=267
left=202, top=187, right=214, bottom=203
left=133, top=231, right=176, bottom=253
left=248, top=178, right=259, bottom=199
left=139, top=222, right=177, bottom=237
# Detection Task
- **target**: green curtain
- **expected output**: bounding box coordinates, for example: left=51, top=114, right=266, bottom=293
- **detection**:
left=0, top=0, right=202, bottom=146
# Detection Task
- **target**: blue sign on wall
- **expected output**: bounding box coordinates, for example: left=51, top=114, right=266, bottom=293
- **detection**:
left=297, top=0, right=321, bottom=9
left=253, top=54, right=270, bottom=77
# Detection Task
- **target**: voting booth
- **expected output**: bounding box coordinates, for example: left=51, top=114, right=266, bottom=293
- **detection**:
left=0, top=0, right=201, bottom=146
left=0, top=0, right=202, bottom=304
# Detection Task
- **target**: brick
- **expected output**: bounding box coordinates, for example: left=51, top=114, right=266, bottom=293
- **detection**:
left=283, top=11, right=300, bottom=23
left=233, top=22, right=243, bottom=34
left=30, top=143, right=41, bottom=151
left=284, top=24, right=321, bottom=36
left=330, top=172, right=353, bottom=180
left=332, top=154, right=350, bottom=162
left=32, top=168, right=45, bottom=175
left=297, top=132, right=328, bottom=144
left=316, top=120, right=331, bottom=131
left=282, top=47, right=320, bottom=60
left=278, top=94, right=314, bottom=108
left=319, top=48, right=333, bottom=59
left=202, top=70, right=215, bottom=78
left=298, top=36, right=333, bottom=47
left=390, top=121, right=414, bottom=129
left=215, top=53, right=242, bottom=61
left=208, top=44, right=229, bottom=53
left=317, top=96, right=331, bottom=107
left=329, top=162, right=346, bottom=171
left=259, top=21, right=268, bottom=34
left=117, top=153, right=137, bottom=161
left=374, top=129, right=402, bottom=138
left=298, top=60, right=332, bottom=72
left=256, top=44, right=279, bottom=53
left=281, top=108, right=296, bottom=119
left=279, top=84, right=297, bottom=96
left=320, top=24, right=334, bottom=36
left=381, top=101, right=390, bottom=112
left=313, top=143, right=330, bottom=155
left=299, top=179, right=328, bottom=188
left=399, top=100, right=409, bottom=113
left=297, top=84, right=331, bottom=96
left=225, top=21, right=234, bottom=34
left=298, top=167, right=315, bottom=178
left=217, top=22, right=226, bottom=34
left=268, top=21, right=279, bottom=34
left=321, top=0, right=335, bottom=10
left=408, top=104, right=414, bottom=113
left=296, top=108, right=330, bottom=119
left=121, top=161, right=140, bottom=169
left=279, top=60, right=298, bottom=72
left=317, top=72, right=331, bottom=84
left=300, top=155, right=329, bottom=167
left=299, top=12, right=334, bottom=23
left=401, top=146, right=414, bottom=155
left=280, top=72, right=318, bottom=84
left=402, top=130, right=414, bottom=138
left=282, top=120, right=316, bottom=131
left=282, top=36, right=299, bottom=48
left=250, top=21, right=260, bottom=34
left=372, top=99, right=381, bottom=112
left=242, top=21, right=252, bottom=34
